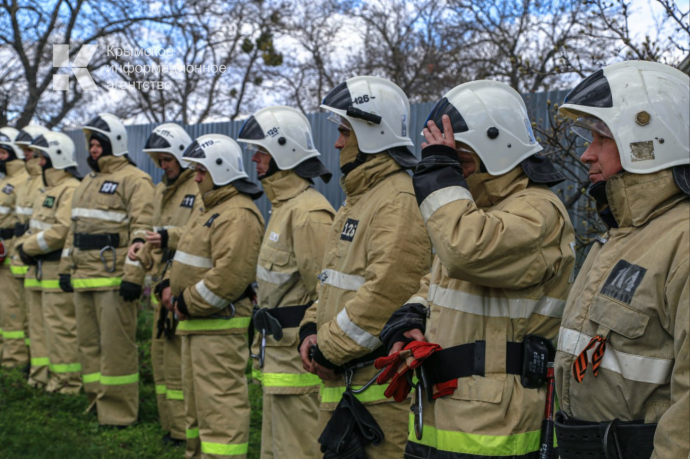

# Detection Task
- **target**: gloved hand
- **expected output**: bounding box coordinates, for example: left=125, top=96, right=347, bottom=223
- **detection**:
left=380, top=302, right=427, bottom=352
left=59, top=274, right=73, bottom=293
left=119, top=281, right=142, bottom=302
left=375, top=341, right=443, bottom=402
left=17, top=244, right=37, bottom=265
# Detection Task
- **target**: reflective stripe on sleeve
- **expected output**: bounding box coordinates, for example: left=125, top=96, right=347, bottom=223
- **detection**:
left=428, top=285, right=566, bottom=319
left=336, top=308, right=381, bottom=351
left=71, top=207, right=129, bottom=223
left=153, top=225, right=177, bottom=232
left=71, top=277, right=122, bottom=289
left=201, top=441, right=249, bottom=456
left=173, top=250, right=213, bottom=269
left=100, top=373, right=139, bottom=385
left=321, top=269, right=365, bottom=291
left=0, top=205, right=12, bottom=214
left=419, top=186, right=474, bottom=223
left=61, top=248, right=71, bottom=258
left=176, top=316, right=251, bottom=332
left=16, top=206, right=33, bottom=216
left=124, top=257, right=141, bottom=268
left=195, top=280, right=229, bottom=309
left=256, top=265, right=293, bottom=285
left=49, top=362, right=82, bottom=373
left=36, top=232, right=51, bottom=253
left=30, top=219, right=52, bottom=231
left=558, top=327, right=673, bottom=385
left=261, top=372, right=321, bottom=388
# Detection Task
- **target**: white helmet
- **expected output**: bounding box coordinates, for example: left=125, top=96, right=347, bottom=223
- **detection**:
left=183, top=134, right=262, bottom=198
left=321, top=76, right=415, bottom=157
left=237, top=106, right=332, bottom=182
left=427, top=80, right=544, bottom=176
left=559, top=61, right=690, bottom=174
left=0, top=127, right=23, bottom=159
left=14, top=125, right=50, bottom=150
left=143, top=123, right=193, bottom=168
left=82, top=113, right=128, bottom=156
left=29, top=132, right=78, bottom=170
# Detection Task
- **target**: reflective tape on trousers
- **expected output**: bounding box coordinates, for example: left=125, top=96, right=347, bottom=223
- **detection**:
left=50, top=362, right=82, bottom=373
left=176, top=316, right=251, bottom=332
left=26, top=278, right=61, bottom=289
left=166, top=389, right=184, bottom=400
left=155, top=384, right=167, bottom=395
left=186, top=428, right=199, bottom=439
left=100, top=373, right=139, bottom=386
left=261, top=372, right=321, bottom=388
left=82, top=372, right=101, bottom=384
left=319, top=383, right=390, bottom=404
left=11, top=265, right=29, bottom=276
left=72, top=277, right=122, bottom=289
left=201, top=441, right=249, bottom=456
left=31, top=357, right=51, bottom=366
left=3, top=330, right=26, bottom=339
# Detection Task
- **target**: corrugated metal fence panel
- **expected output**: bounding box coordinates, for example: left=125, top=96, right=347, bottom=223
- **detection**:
left=65, top=89, right=577, bottom=223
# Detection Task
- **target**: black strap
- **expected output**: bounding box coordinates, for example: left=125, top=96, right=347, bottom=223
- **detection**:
left=421, top=341, right=524, bottom=387
left=14, top=223, right=29, bottom=238
left=0, top=227, right=15, bottom=239
left=73, top=233, right=120, bottom=250
left=37, top=250, right=62, bottom=262
left=259, top=303, right=312, bottom=329
left=161, top=248, right=174, bottom=263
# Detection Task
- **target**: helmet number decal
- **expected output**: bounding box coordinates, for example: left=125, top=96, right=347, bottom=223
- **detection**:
left=266, top=127, right=279, bottom=137
left=340, top=218, right=359, bottom=242
left=99, top=181, right=119, bottom=194
left=180, top=195, right=196, bottom=209
left=352, top=95, right=372, bottom=105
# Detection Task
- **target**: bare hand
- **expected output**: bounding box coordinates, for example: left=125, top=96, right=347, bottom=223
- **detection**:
left=388, top=329, right=427, bottom=355
left=161, top=286, right=174, bottom=312
left=174, top=304, right=187, bottom=321
left=146, top=231, right=162, bottom=248
left=421, top=114, right=456, bottom=150
left=313, top=362, right=339, bottom=381
left=300, top=334, right=318, bottom=372
left=127, top=242, right=144, bottom=261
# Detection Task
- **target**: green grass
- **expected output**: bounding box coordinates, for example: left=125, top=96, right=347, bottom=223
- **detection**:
left=0, top=307, right=263, bottom=458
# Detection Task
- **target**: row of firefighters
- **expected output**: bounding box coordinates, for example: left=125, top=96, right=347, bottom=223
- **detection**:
left=0, top=60, right=687, bottom=459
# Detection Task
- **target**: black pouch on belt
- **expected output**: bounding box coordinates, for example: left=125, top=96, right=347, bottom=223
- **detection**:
left=520, top=334, right=556, bottom=389
left=319, top=391, right=384, bottom=459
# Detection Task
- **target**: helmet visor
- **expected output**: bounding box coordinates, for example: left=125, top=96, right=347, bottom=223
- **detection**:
left=425, top=97, right=468, bottom=133
left=15, top=130, right=34, bottom=145
left=31, top=134, right=50, bottom=149
left=238, top=116, right=265, bottom=140
left=571, top=116, right=613, bottom=143
left=84, top=115, right=111, bottom=132
left=144, top=132, right=172, bottom=150
left=327, top=113, right=352, bottom=131
left=182, top=140, right=205, bottom=159
left=322, top=82, right=352, bottom=111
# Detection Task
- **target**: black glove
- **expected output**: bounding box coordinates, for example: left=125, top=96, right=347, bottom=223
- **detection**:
left=175, top=290, right=189, bottom=316
left=380, top=303, right=427, bottom=352
left=319, top=391, right=384, bottom=458
left=413, top=143, right=468, bottom=206
left=154, top=278, right=170, bottom=298
left=158, top=229, right=169, bottom=249
left=253, top=308, right=284, bottom=341
left=119, top=281, right=142, bottom=302
left=17, top=244, right=37, bottom=265
left=59, top=274, right=73, bottom=293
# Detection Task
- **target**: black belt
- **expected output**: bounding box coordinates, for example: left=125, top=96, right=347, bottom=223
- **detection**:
left=0, top=227, right=14, bottom=239
left=73, top=233, right=120, bottom=250
left=256, top=304, right=311, bottom=330
left=555, top=412, right=656, bottom=459
left=421, top=340, right=524, bottom=387
left=37, top=250, right=62, bottom=262
left=341, top=346, right=388, bottom=373
left=14, top=223, right=29, bottom=238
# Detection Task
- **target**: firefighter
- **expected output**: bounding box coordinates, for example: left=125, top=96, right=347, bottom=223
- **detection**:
left=11, top=125, right=50, bottom=386
left=17, top=131, right=82, bottom=394
left=237, top=106, right=335, bottom=458
left=553, top=61, right=689, bottom=458
left=159, top=134, right=264, bottom=458
left=381, top=80, right=576, bottom=458
left=298, top=76, right=433, bottom=457
left=0, top=127, right=30, bottom=369
left=129, top=123, right=197, bottom=445
left=58, top=113, right=154, bottom=427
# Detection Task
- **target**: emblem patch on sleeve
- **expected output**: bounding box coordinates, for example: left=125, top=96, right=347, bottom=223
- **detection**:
left=2, top=184, right=14, bottom=195
left=204, top=213, right=220, bottom=227
left=600, top=260, right=647, bottom=304
left=99, top=181, right=119, bottom=194
left=43, top=196, right=55, bottom=208
left=340, top=218, right=359, bottom=242
left=180, top=195, right=196, bottom=208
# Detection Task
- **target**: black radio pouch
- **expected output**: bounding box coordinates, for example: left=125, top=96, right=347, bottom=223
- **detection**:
left=521, top=334, right=556, bottom=389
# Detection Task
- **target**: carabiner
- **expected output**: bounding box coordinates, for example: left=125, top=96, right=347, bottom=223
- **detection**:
left=259, top=329, right=267, bottom=369
left=345, top=367, right=385, bottom=394
left=208, top=303, right=237, bottom=320
left=99, top=245, right=116, bottom=273
left=413, top=380, right=424, bottom=440
left=36, top=259, right=43, bottom=282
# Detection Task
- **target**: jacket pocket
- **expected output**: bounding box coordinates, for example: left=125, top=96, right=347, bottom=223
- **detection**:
left=450, top=375, right=505, bottom=404
left=259, top=245, right=291, bottom=270
left=588, top=294, right=649, bottom=339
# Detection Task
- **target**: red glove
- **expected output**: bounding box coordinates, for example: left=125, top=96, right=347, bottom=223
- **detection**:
left=375, top=341, right=443, bottom=403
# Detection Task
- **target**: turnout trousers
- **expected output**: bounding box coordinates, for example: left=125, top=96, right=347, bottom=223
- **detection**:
left=0, top=265, right=28, bottom=368
left=26, top=286, right=49, bottom=386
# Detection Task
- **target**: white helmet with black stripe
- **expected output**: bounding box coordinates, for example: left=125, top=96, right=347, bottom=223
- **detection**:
left=81, top=113, right=128, bottom=156
left=14, top=125, right=50, bottom=151
left=29, top=132, right=78, bottom=170
left=143, top=123, right=193, bottom=168
left=0, top=127, right=23, bottom=159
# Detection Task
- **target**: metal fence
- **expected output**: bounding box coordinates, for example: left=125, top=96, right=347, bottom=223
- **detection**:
left=65, top=89, right=573, bottom=222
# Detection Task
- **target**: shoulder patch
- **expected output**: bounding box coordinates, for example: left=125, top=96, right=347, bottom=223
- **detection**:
left=180, top=194, right=196, bottom=209
left=204, top=213, right=220, bottom=227
left=99, top=181, right=119, bottom=194
left=43, top=196, right=56, bottom=208
left=340, top=218, right=359, bottom=242
left=2, top=184, right=14, bottom=195
left=600, top=260, right=647, bottom=304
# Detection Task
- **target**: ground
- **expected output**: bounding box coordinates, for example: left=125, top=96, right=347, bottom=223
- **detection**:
left=0, top=307, right=263, bottom=458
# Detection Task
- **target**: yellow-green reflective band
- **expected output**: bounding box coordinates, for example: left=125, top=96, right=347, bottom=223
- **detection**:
left=50, top=362, right=82, bottom=373
left=319, top=383, right=390, bottom=404
left=100, top=373, right=139, bottom=385
left=41, top=279, right=60, bottom=289
left=166, top=389, right=184, bottom=400
left=155, top=384, right=167, bottom=395
left=72, top=277, right=122, bottom=288
left=24, top=278, right=41, bottom=288
left=12, top=265, right=29, bottom=275
left=25, top=338, right=31, bottom=346
left=151, top=295, right=159, bottom=305
left=407, top=415, right=541, bottom=456
left=201, top=441, right=249, bottom=456
left=186, top=428, right=199, bottom=439
left=262, top=372, right=321, bottom=388
left=31, top=357, right=51, bottom=366
left=251, top=368, right=263, bottom=382
left=176, top=316, right=251, bottom=332
left=82, top=372, right=102, bottom=384
left=3, top=330, right=26, bottom=339
left=3, top=257, right=11, bottom=265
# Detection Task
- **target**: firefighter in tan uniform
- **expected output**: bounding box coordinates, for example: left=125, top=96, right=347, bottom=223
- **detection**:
left=128, top=123, right=197, bottom=445
left=0, top=127, right=30, bottom=369
left=58, top=113, right=154, bottom=427
left=17, top=132, right=82, bottom=394
left=381, top=81, right=576, bottom=459
left=298, top=76, right=433, bottom=457
left=553, top=61, right=689, bottom=458
left=160, top=134, right=264, bottom=458
left=237, top=106, right=335, bottom=458
left=11, top=125, right=51, bottom=386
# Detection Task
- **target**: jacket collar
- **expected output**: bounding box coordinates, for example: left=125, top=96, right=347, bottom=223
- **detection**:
left=341, top=153, right=402, bottom=198
left=96, top=155, right=129, bottom=174
left=163, top=168, right=194, bottom=193
left=465, top=165, right=530, bottom=208
left=202, top=184, right=239, bottom=209
left=261, top=170, right=310, bottom=204
left=607, top=169, right=687, bottom=228
left=5, top=160, right=26, bottom=178
left=43, top=168, right=72, bottom=188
